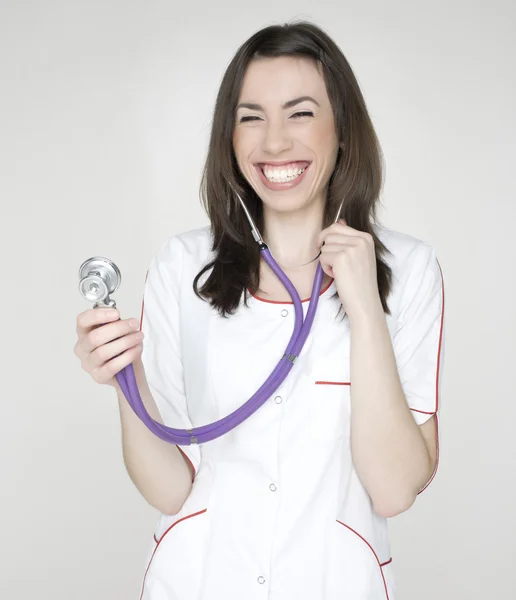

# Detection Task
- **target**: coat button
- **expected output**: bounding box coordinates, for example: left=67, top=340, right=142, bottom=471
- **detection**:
left=274, top=395, right=283, bottom=404
left=281, top=309, right=288, bottom=317
left=257, top=576, right=266, bottom=584
left=269, top=483, right=277, bottom=492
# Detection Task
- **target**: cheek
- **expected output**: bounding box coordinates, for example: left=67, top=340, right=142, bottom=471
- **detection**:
left=232, top=131, right=242, bottom=162
left=314, top=121, right=338, bottom=151
left=233, top=128, right=259, bottom=158
left=311, top=122, right=339, bottom=171
left=233, top=130, right=261, bottom=183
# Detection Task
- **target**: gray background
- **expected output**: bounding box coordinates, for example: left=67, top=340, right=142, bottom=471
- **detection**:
left=1, top=0, right=515, bottom=598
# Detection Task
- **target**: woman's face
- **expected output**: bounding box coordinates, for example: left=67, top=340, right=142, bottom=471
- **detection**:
left=233, top=55, right=340, bottom=216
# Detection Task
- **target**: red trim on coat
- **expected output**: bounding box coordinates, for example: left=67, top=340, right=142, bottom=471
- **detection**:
left=139, top=269, right=149, bottom=332
left=416, top=258, right=444, bottom=493
left=314, top=381, right=350, bottom=386
left=249, top=277, right=334, bottom=304
left=336, top=520, right=391, bottom=600
left=380, top=557, right=392, bottom=567
left=139, top=509, right=207, bottom=600
left=434, top=258, right=445, bottom=414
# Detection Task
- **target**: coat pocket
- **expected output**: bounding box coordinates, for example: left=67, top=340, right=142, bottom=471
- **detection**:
left=332, top=519, right=395, bottom=600
left=306, top=336, right=352, bottom=444
left=139, top=508, right=209, bottom=600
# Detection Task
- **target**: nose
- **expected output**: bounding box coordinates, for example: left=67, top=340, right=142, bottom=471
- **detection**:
left=261, top=121, right=293, bottom=155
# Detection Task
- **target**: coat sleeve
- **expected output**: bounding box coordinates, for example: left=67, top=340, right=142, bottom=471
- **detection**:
left=392, top=242, right=445, bottom=426
left=139, top=237, right=201, bottom=479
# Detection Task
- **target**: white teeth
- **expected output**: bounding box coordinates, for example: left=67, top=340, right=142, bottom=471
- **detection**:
left=262, top=165, right=307, bottom=183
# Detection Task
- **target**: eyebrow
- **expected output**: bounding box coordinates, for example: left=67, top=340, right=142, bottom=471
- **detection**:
left=236, top=95, right=320, bottom=111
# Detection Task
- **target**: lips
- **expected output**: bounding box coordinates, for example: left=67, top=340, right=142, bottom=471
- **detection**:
left=257, top=160, right=311, bottom=170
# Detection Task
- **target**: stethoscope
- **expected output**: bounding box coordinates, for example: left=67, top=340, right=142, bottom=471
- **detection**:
left=78, top=191, right=344, bottom=446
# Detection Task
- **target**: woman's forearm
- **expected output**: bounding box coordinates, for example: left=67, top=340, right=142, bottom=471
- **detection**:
left=349, top=300, right=433, bottom=518
left=115, top=357, right=193, bottom=515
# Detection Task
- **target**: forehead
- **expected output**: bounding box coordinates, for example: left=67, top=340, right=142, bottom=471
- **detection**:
left=238, top=56, right=328, bottom=104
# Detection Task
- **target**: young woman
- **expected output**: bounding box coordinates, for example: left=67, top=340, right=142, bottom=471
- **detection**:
left=75, top=21, right=444, bottom=600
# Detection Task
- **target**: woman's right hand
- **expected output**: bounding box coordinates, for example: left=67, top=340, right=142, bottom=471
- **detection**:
left=74, top=308, right=145, bottom=387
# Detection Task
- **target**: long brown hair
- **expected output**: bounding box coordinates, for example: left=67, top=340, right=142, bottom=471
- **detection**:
left=193, top=21, right=393, bottom=318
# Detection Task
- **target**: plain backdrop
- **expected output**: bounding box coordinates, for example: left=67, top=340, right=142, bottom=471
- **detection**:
left=1, top=1, right=515, bottom=598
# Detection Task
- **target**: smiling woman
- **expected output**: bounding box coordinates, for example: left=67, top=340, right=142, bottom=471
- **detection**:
left=77, top=20, right=444, bottom=600
left=195, top=22, right=389, bottom=318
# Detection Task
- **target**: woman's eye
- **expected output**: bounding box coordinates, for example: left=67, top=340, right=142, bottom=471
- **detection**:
left=240, top=115, right=261, bottom=123
left=291, top=111, right=314, bottom=119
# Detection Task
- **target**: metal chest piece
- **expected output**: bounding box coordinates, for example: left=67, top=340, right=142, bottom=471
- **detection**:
left=78, top=256, right=121, bottom=308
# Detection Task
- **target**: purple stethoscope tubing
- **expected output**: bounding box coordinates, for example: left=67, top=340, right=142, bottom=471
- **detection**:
left=114, top=250, right=324, bottom=445
left=113, top=190, right=343, bottom=446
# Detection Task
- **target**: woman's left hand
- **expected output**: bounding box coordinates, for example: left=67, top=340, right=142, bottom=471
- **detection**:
left=316, top=219, right=381, bottom=321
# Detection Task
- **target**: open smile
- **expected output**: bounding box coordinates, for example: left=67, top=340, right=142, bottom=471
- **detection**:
left=254, top=160, right=311, bottom=190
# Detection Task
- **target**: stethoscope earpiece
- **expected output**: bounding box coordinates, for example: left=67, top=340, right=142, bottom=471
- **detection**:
left=78, top=256, right=121, bottom=309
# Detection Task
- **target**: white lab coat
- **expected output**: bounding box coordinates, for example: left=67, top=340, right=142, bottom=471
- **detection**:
left=138, top=224, right=445, bottom=600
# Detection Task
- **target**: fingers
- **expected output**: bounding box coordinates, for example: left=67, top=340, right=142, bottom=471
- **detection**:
left=318, top=242, right=349, bottom=278
left=76, top=308, right=120, bottom=336
left=85, top=318, right=140, bottom=353
left=89, top=329, right=144, bottom=368
left=320, top=234, right=362, bottom=247
left=333, top=220, right=365, bottom=237
left=90, top=342, right=144, bottom=385
left=78, top=311, right=141, bottom=354
left=74, top=308, right=145, bottom=386
left=317, top=222, right=371, bottom=247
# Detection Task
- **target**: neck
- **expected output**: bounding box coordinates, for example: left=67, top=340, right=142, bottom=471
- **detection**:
left=262, top=200, right=324, bottom=267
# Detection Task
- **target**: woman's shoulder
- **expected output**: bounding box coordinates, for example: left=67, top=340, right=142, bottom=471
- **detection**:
left=154, top=225, right=214, bottom=270
left=373, top=222, right=438, bottom=270
left=373, top=223, right=442, bottom=313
